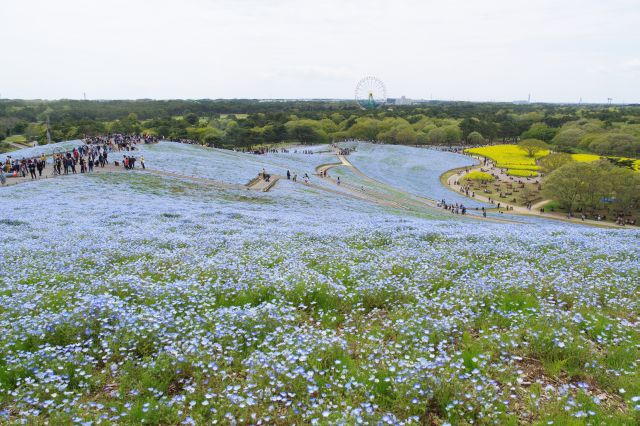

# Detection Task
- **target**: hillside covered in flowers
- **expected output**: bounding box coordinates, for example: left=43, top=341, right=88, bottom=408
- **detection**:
left=0, top=142, right=639, bottom=425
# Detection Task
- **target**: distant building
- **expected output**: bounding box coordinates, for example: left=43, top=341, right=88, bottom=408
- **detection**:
left=513, top=94, right=531, bottom=105
left=387, top=96, right=414, bottom=106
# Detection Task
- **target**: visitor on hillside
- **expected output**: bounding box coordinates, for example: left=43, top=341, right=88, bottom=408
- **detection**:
left=337, top=177, right=341, bottom=185
left=28, top=161, right=36, bottom=179
left=287, top=170, right=290, bottom=180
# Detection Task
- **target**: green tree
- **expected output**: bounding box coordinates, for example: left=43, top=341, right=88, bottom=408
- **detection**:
left=519, top=139, right=549, bottom=158
left=185, top=113, right=199, bottom=125
left=395, top=127, right=417, bottom=144
left=521, top=122, right=558, bottom=142
left=610, top=168, right=640, bottom=214
left=552, top=127, right=585, bottom=152
left=542, top=162, right=589, bottom=213
left=443, top=125, right=462, bottom=143
left=539, top=152, right=574, bottom=174
left=467, top=131, right=484, bottom=144
left=427, top=127, right=446, bottom=144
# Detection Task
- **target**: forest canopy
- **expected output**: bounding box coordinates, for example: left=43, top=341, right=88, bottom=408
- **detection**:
left=1, top=99, right=639, bottom=157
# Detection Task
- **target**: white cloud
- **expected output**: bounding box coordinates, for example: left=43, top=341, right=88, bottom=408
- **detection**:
left=0, top=0, right=638, bottom=102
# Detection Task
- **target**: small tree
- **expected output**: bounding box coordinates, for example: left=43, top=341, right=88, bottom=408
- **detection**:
left=519, top=139, right=549, bottom=158
left=464, top=171, right=495, bottom=184
left=542, top=162, right=588, bottom=214
left=467, top=131, right=484, bottom=144
left=539, top=152, right=574, bottom=174
left=185, top=113, right=199, bottom=125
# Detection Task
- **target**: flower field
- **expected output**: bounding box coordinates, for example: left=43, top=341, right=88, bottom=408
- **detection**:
left=466, top=144, right=640, bottom=175
left=1, top=142, right=639, bottom=425
left=464, top=145, right=547, bottom=177
left=348, top=143, right=488, bottom=207
left=505, top=169, right=538, bottom=178
left=571, top=153, right=640, bottom=171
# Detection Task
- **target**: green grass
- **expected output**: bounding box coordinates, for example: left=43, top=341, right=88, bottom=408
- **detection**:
left=3, top=134, right=28, bottom=143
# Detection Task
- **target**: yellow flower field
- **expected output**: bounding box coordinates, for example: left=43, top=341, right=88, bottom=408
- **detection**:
left=465, top=144, right=547, bottom=177
left=572, top=153, right=640, bottom=171
left=506, top=169, right=538, bottom=177
left=466, top=144, right=640, bottom=174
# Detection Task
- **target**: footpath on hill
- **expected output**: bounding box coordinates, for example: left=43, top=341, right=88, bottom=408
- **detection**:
left=4, top=145, right=632, bottom=228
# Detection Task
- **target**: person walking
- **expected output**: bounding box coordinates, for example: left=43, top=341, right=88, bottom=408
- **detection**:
left=140, top=155, right=145, bottom=169
left=28, top=160, right=37, bottom=179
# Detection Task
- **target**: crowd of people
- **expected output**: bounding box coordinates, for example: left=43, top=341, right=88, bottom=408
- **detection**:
left=2, top=155, right=47, bottom=180
left=84, top=133, right=158, bottom=151
left=1, top=134, right=151, bottom=185
left=438, top=199, right=468, bottom=215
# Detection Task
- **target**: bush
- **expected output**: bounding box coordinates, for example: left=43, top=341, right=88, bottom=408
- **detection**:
left=463, top=171, right=495, bottom=182
left=506, top=169, right=538, bottom=177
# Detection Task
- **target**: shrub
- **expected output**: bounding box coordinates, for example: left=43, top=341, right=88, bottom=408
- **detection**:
left=506, top=169, right=538, bottom=177
left=463, top=171, right=495, bottom=182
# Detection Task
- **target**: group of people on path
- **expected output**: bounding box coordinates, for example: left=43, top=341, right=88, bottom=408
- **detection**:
left=84, top=133, right=157, bottom=151
left=1, top=135, right=150, bottom=185
left=438, top=199, right=468, bottom=215
left=2, top=155, right=47, bottom=180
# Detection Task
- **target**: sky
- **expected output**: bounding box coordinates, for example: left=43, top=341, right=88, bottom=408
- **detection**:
left=1, top=0, right=639, bottom=103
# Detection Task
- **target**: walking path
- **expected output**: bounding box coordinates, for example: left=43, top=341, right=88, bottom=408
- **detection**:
left=4, top=144, right=634, bottom=228
left=1, top=164, right=275, bottom=192
left=444, top=164, right=635, bottom=228
left=313, top=155, right=519, bottom=224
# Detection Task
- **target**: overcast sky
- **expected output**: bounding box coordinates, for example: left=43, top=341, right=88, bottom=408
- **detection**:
left=1, top=0, right=639, bottom=103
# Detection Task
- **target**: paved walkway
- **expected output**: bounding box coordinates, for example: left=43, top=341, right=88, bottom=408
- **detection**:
left=311, top=154, right=519, bottom=224
left=445, top=164, right=636, bottom=229
left=4, top=147, right=634, bottom=229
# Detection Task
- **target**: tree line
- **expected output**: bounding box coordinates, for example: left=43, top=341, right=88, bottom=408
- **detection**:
left=1, top=99, right=640, bottom=157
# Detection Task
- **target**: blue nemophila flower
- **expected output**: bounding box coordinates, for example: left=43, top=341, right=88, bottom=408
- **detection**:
left=1, top=141, right=639, bottom=424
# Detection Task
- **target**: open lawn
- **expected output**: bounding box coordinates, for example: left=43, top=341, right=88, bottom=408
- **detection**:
left=2, top=135, right=29, bottom=145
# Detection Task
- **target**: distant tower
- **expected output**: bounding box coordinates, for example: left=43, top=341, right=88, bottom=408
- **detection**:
left=527, top=93, right=531, bottom=103
left=83, top=92, right=87, bottom=100
left=607, top=97, right=613, bottom=105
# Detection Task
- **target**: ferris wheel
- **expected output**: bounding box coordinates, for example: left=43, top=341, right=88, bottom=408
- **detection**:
left=355, top=76, right=387, bottom=110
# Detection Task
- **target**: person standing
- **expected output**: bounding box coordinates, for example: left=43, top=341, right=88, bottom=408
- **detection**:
left=28, top=160, right=37, bottom=179
left=140, top=155, right=145, bottom=169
